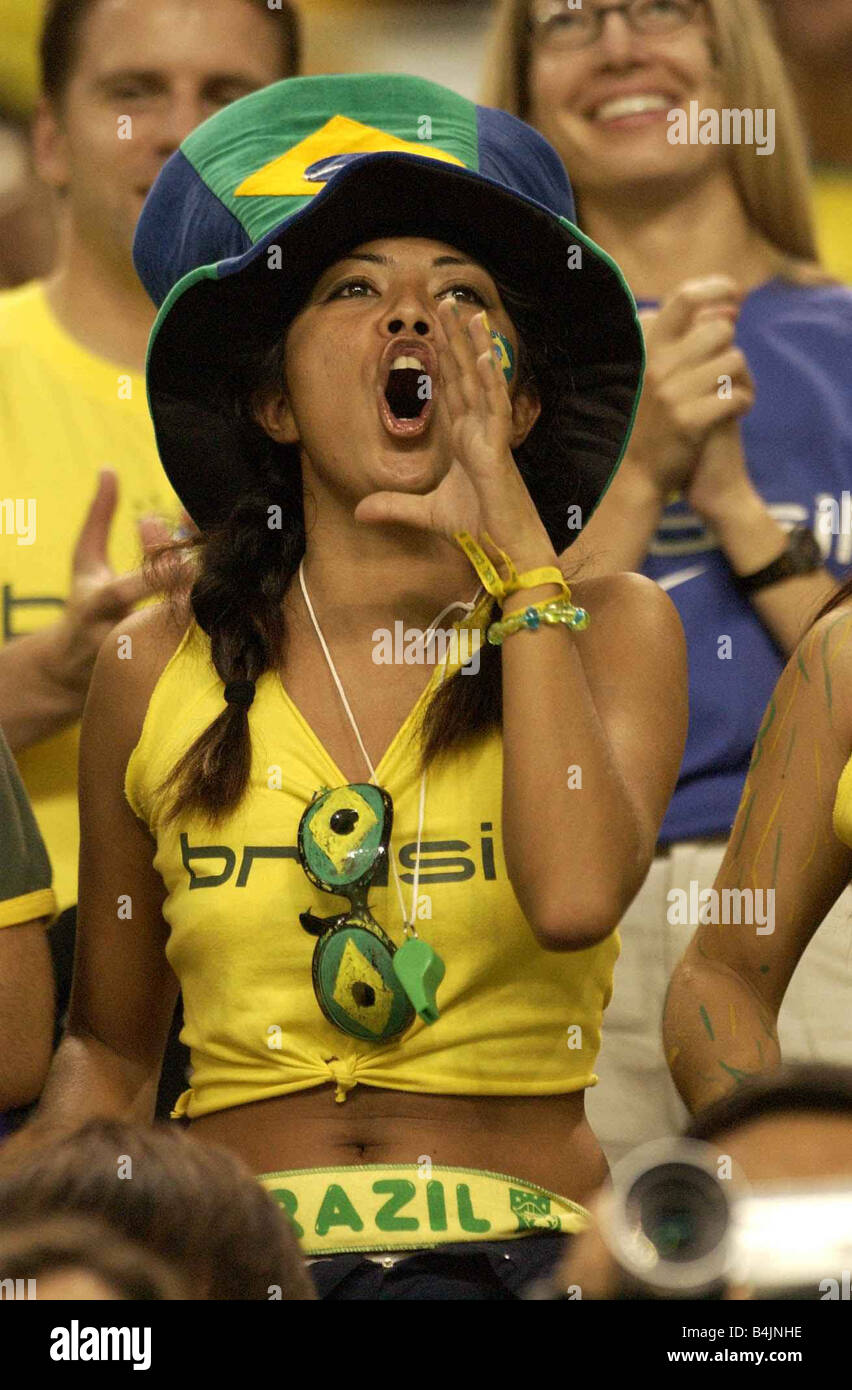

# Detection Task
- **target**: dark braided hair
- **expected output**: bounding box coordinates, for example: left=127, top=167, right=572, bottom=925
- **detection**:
left=161, top=274, right=585, bottom=825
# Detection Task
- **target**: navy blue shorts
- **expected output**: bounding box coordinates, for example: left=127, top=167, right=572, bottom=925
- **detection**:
left=308, top=1233, right=571, bottom=1300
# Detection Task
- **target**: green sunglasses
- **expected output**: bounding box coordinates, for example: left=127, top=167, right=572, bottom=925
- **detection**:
left=298, top=784, right=445, bottom=1043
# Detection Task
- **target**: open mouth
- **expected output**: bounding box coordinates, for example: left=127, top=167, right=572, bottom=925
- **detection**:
left=582, top=90, right=679, bottom=130
left=594, top=94, right=671, bottom=122
left=379, top=342, right=436, bottom=439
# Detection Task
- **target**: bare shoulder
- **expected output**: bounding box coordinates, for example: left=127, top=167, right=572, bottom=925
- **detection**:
left=106, top=598, right=191, bottom=681
left=84, top=598, right=192, bottom=760
left=569, top=571, right=685, bottom=661
left=791, top=600, right=852, bottom=749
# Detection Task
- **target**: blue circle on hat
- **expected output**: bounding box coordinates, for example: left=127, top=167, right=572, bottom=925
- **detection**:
left=304, top=154, right=368, bottom=182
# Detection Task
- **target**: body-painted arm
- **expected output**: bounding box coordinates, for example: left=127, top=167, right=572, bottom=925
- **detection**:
left=663, top=604, right=852, bottom=1113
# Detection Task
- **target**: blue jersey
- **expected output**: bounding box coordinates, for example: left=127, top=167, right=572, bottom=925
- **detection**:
left=640, top=278, right=852, bottom=843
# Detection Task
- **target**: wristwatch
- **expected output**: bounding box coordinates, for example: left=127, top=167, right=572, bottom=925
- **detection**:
left=733, top=524, right=824, bottom=595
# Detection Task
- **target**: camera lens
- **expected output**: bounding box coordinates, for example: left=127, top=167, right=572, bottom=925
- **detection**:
left=628, top=1163, right=729, bottom=1264
left=606, top=1141, right=740, bottom=1296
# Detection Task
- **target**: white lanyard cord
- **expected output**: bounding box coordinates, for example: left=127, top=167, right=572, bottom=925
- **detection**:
left=298, top=559, right=482, bottom=932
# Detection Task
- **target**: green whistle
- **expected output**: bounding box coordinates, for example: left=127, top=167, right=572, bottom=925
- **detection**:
left=393, top=938, right=445, bottom=1025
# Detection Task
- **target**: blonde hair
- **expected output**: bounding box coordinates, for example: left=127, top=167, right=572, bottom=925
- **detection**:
left=481, top=0, right=822, bottom=270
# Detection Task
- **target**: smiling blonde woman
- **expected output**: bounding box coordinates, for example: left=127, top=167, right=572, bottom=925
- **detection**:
left=483, top=0, right=852, bottom=1161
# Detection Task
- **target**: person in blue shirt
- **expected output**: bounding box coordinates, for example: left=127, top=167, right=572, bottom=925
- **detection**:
left=484, top=0, right=852, bottom=1157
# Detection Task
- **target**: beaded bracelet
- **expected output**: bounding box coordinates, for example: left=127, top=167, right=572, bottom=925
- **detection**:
left=486, top=596, right=590, bottom=646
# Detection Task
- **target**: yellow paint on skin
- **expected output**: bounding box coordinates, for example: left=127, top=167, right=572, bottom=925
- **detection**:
left=814, top=742, right=831, bottom=847
left=770, top=669, right=801, bottom=753
left=800, top=821, right=820, bottom=873
left=668, top=1047, right=680, bottom=1066
left=749, top=786, right=785, bottom=891
left=828, top=617, right=852, bottom=670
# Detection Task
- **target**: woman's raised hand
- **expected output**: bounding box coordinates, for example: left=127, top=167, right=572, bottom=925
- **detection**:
left=627, top=276, right=755, bottom=497
left=354, top=302, right=557, bottom=568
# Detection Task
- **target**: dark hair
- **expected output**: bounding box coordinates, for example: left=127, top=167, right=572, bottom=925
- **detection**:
left=40, top=0, right=301, bottom=104
left=160, top=270, right=586, bottom=824
left=0, top=1215, right=190, bottom=1299
left=0, top=1119, right=314, bottom=1300
left=684, top=1062, right=852, bottom=1144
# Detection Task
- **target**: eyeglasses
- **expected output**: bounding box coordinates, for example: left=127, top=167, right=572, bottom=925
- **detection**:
left=530, top=0, right=701, bottom=51
left=298, top=783, right=416, bottom=1042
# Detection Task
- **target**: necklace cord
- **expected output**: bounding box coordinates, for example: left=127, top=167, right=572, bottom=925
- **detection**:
left=298, top=560, right=483, bottom=933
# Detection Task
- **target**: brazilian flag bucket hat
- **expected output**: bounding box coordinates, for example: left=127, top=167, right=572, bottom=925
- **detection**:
left=133, top=73, right=644, bottom=542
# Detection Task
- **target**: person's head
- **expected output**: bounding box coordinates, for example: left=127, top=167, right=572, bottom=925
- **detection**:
left=252, top=234, right=542, bottom=517
left=548, top=1064, right=852, bottom=1299
left=132, top=72, right=644, bottom=823
left=684, top=1062, right=852, bottom=1184
left=0, top=1119, right=315, bottom=1300
left=33, top=0, right=300, bottom=273
left=762, top=0, right=852, bottom=74
left=483, top=0, right=817, bottom=262
left=0, top=1215, right=191, bottom=1299
left=161, top=230, right=595, bottom=823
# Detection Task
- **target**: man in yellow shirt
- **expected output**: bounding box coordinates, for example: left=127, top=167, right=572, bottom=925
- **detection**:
left=764, top=0, right=852, bottom=282
left=0, top=0, right=300, bottom=1116
left=0, top=0, right=299, bottom=910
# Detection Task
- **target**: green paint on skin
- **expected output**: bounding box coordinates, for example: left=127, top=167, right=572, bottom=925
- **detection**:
left=822, top=627, right=834, bottom=717
left=797, top=650, right=810, bottom=683
left=731, top=789, right=756, bottom=861
left=771, top=828, right=782, bottom=889
left=782, top=727, right=797, bottom=777
left=749, top=699, right=776, bottom=773
left=759, top=964, right=769, bottom=973
left=718, top=1060, right=756, bottom=1085
left=699, top=1005, right=715, bottom=1041
left=811, top=617, right=845, bottom=728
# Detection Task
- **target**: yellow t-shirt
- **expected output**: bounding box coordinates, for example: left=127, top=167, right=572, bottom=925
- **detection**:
left=812, top=169, right=852, bottom=286
left=0, top=281, right=179, bottom=910
left=0, top=0, right=46, bottom=118
left=125, top=606, right=620, bottom=1120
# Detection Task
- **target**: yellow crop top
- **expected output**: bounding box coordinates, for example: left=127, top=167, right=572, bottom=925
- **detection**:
left=125, top=595, right=620, bottom=1120
left=833, top=752, right=852, bottom=851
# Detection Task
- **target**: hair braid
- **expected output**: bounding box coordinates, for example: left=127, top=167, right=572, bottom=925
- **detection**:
left=161, top=478, right=303, bottom=824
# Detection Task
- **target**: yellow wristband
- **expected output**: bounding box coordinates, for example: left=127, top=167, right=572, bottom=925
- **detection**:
left=454, top=530, right=568, bottom=601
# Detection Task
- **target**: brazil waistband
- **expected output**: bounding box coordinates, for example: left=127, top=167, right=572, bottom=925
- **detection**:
left=257, top=1163, right=591, bottom=1256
